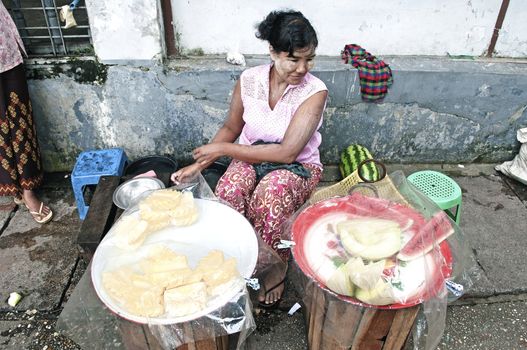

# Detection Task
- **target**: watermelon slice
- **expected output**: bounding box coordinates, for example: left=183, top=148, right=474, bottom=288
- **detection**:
left=346, top=193, right=426, bottom=231
left=397, top=211, right=454, bottom=261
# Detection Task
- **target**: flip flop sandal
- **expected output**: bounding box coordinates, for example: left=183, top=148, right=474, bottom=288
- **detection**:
left=258, top=278, right=286, bottom=310
left=13, top=196, right=24, bottom=205
left=28, top=202, right=53, bottom=224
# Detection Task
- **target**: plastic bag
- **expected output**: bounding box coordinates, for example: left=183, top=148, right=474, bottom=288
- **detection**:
left=283, top=170, right=475, bottom=350
left=56, top=174, right=256, bottom=349
left=496, top=127, right=527, bottom=185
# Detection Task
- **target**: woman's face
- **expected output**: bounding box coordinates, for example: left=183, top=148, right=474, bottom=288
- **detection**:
left=271, top=46, right=316, bottom=85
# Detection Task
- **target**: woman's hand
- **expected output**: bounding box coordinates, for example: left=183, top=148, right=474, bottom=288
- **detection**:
left=171, top=143, right=227, bottom=184
left=170, top=163, right=203, bottom=184
left=192, top=143, right=227, bottom=166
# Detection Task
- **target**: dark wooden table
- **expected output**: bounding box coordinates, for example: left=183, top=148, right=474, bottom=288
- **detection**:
left=76, top=173, right=231, bottom=350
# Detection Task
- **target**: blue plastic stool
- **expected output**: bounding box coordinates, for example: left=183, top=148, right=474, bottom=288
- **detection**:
left=71, top=148, right=128, bottom=220
left=407, top=170, right=462, bottom=224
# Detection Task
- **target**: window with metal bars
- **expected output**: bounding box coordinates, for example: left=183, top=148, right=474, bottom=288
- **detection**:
left=2, top=0, right=93, bottom=57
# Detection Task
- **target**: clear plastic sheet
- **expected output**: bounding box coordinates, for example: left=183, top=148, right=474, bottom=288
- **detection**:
left=57, top=262, right=254, bottom=349
left=168, top=172, right=287, bottom=312
left=57, top=174, right=257, bottom=349
left=183, top=171, right=288, bottom=309
left=284, top=170, right=475, bottom=350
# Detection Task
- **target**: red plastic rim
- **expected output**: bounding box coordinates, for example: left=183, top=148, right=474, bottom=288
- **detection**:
left=291, top=195, right=453, bottom=309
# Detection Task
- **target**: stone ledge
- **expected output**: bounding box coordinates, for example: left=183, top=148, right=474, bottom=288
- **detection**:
left=163, top=55, right=527, bottom=75
left=320, top=163, right=498, bottom=183
left=27, top=55, right=527, bottom=75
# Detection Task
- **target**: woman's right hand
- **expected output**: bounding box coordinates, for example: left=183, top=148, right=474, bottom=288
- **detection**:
left=170, top=163, right=203, bottom=184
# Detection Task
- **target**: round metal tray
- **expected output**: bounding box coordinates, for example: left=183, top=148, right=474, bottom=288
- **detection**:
left=112, top=177, right=165, bottom=209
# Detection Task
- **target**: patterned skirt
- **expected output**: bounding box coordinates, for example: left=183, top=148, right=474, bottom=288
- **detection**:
left=0, top=64, right=43, bottom=196
left=215, top=159, right=322, bottom=261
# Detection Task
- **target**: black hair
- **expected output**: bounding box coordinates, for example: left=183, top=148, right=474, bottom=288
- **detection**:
left=256, top=10, right=318, bottom=57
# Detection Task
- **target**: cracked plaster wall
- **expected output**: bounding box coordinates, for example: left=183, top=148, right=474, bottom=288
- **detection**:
left=85, top=0, right=162, bottom=63
left=27, top=57, right=527, bottom=172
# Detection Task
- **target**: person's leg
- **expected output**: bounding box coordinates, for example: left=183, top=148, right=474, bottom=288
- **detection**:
left=0, top=66, right=24, bottom=197
left=214, top=159, right=257, bottom=216
left=1, top=64, right=51, bottom=223
left=248, top=164, right=322, bottom=305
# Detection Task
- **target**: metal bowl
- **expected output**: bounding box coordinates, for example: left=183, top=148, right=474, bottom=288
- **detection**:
left=112, top=177, right=165, bottom=209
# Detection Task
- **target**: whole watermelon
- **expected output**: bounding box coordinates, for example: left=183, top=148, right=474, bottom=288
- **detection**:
left=339, top=144, right=379, bottom=181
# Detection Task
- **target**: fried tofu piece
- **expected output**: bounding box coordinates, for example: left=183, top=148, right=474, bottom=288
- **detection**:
left=195, top=251, right=240, bottom=295
left=164, top=282, right=207, bottom=317
left=139, top=190, right=198, bottom=227
left=201, top=258, right=239, bottom=287
left=140, top=245, right=189, bottom=274
left=148, top=268, right=203, bottom=289
left=196, top=250, right=224, bottom=270
left=111, top=215, right=149, bottom=250
left=102, top=267, right=164, bottom=317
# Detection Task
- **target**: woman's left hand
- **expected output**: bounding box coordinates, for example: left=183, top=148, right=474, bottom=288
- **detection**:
left=192, top=143, right=226, bottom=166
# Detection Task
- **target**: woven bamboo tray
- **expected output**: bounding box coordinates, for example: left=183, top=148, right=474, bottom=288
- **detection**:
left=309, top=162, right=407, bottom=205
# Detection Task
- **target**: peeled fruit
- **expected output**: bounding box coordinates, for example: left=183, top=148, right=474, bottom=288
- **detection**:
left=337, top=218, right=401, bottom=260
left=354, top=278, right=395, bottom=306
left=326, top=264, right=354, bottom=296
left=347, top=257, right=386, bottom=290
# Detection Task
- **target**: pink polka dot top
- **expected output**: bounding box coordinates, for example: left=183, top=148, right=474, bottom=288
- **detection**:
left=238, top=63, right=327, bottom=167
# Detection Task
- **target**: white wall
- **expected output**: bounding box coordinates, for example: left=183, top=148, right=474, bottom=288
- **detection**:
left=495, top=0, right=527, bottom=57
left=86, top=0, right=163, bottom=63
left=171, top=0, right=526, bottom=58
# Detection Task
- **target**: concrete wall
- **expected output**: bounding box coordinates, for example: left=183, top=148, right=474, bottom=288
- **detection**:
left=171, top=0, right=527, bottom=58
left=85, top=0, right=163, bottom=64
left=494, top=1, right=527, bottom=57
left=21, top=1, right=527, bottom=172
left=84, top=0, right=527, bottom=62
left=27, top=57, right=527, bottom=172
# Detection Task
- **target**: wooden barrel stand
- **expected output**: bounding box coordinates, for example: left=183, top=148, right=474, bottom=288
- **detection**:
left=117, top=320, right=229, bottom=350
left=302, top=173, right=426, bottom=350
left=303, top=279, right=419, bottom=350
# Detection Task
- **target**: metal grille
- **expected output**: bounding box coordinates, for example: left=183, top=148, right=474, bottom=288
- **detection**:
left=2, top=0, right=93, bottom=57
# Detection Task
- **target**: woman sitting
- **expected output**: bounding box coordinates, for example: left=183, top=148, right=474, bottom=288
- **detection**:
left=171, top=9, right=327, bottom=307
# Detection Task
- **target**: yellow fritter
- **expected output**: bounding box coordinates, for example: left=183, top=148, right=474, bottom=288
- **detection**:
left=164, top=282, right=207, bottom=317
left=140, top=245, right=189, bottom=274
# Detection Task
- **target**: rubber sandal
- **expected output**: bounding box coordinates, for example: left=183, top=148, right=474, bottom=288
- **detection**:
left=13, top=196, right=24, bottom=205
left=28, top=202, right=53, bottom=224
left=258, top=278, right=285, bottom=310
